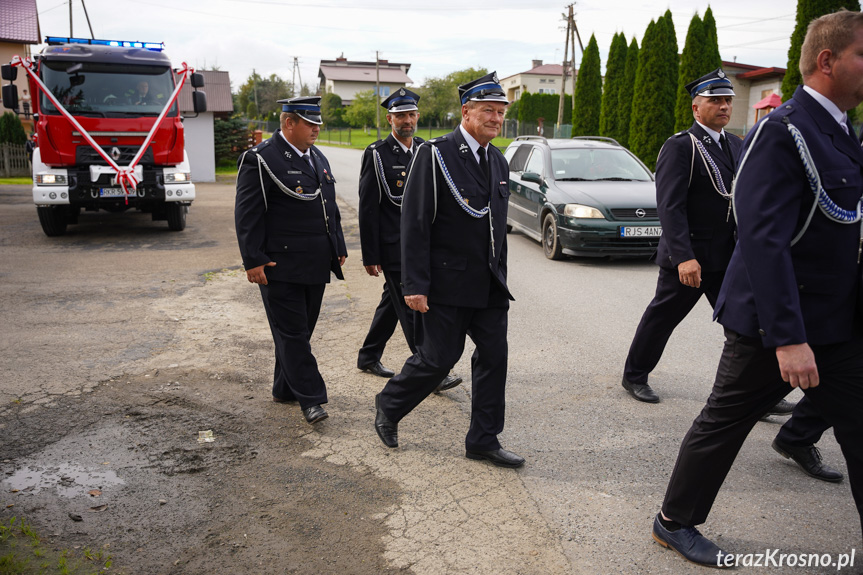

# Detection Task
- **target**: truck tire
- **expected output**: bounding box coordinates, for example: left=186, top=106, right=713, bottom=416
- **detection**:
left=37, top=206, right=68, bottom=237
left=166, top=203, right=187, bottom=231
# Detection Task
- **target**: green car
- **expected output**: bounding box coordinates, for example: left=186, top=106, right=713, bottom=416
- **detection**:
left=504, top=136, right=661, bottom=259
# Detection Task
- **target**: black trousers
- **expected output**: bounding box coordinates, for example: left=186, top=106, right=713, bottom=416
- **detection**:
left=259, top=281, right=327, bottom=408
left=356, top=269, right=417, bottom=367
left=662, top=328, right=863, bottom=533
left=378, top=302, right=508, bottom=451
left=775, top=394, right=831, bottom=447
left=624, top=265, right=725, bottom=385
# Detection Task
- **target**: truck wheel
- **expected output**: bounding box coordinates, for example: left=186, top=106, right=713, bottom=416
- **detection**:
left=37, top=206, right=68, bottom=237
left=542, top=213, right=564, bottom=260
left=166, top=203, right=187, bottom=231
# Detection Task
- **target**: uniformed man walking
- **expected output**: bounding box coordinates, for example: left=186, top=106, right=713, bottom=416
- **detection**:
left=235, top=96, right=347, bottom=425
left=356, top=88, right=461, bottom=393
left=374, top=72, right=524, bottom=468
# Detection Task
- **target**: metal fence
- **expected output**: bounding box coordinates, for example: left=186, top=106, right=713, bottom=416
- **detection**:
left=317, top=127, right=353, bottom=146
left=244, top=119, right=280, bottom=133
left=502, top=120, right=572, bottom=140
left=0, top=143, right=30, bottom=177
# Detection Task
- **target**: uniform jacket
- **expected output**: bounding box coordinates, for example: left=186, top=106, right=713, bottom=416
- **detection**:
left=400, top=127, right=513, bottom=308
left=655, top=122, right=741, bottom=272
left=715, top=86, right=863, bottom=347
left=234, top=131, right=347, bottom=284
left=357, top=134, right=423, bottom=270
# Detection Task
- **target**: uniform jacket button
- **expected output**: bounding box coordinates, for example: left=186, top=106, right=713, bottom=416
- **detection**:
left=758, top=329, right=766, bottom=336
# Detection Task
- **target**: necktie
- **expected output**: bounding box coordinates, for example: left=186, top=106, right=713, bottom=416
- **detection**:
left=406, top=148, right=413, bottom=161
left=303, top=154, right=315, bottom=174
left=477, top=146, right=490, bottom=185
left=719, top=133, right=733, bottom=166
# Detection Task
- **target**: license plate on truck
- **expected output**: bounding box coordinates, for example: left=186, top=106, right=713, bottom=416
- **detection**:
left=619, top=226, right=662, bottom=237
left=99, top=187, right=126, bottom=198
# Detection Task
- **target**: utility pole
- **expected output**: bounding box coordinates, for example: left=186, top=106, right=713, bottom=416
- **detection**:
left=571, top=8, right=581, bottom=118
left=375, top=51, right=381, bottom=140
left=291, top=57, right=303, bottom=97
left=69, top=0, right=73, bottom=37
left=556, top=4, right=573, bottom=129
left=252, top=68, right=259, bottom=117
left=81, top=0, right=94, bottom=39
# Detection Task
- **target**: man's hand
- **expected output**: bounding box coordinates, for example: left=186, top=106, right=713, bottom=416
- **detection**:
left=339, top=255, right=347, bottom=266
left=364, top=264, right=382, bottom=277
left=678, top=259, right=702, bottom=288
left=246, top=262, right=276, bottom=285
left=404, top=294, right=429, bottom=313
left=776, top=343, right=819, bottom=389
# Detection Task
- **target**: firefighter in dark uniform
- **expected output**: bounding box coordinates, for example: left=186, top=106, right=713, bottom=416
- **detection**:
left=234, top=96, right=347, bottom=425
left=373, top=72, right=524, bottom=469
left=356, top=88, right=462, bottom=392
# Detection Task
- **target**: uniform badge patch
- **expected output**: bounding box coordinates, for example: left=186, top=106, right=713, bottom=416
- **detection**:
left=397, top=180, right=404, bottom=187
left=459, top=143, right=469, bottom=153
left=296, top=186, right=303, bottom=193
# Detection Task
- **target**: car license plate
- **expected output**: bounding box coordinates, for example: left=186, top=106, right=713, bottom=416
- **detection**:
left=619, top=226, right=662, bottom=237
left=99, top=187, right=126, bottom=198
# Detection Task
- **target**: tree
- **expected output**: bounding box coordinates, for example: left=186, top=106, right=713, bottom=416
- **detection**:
left=517, top=92, right=571, bottom=126
left=213, top=117, right=252, bottom=165
left=674, top=14, right=707, bottom=132
left=702, top=6, right=722, bottom=71
left=600, top=32, right=628, bottom=141
left=321, top=92, right=345, bottom=127
left=617, top=37, right=639, bottom=148
left=416, top=67, right=488, bottom=127
left=572, top=35, right=603, bottom=137
left=236, top=72, right=293, bottom=120
left=630, top=11, right=679, bottom=170
left=782, top=0, right=860, bottom=99
left=344, top=90, right=378, bottom=129
left=0, top=112, right=27, bottom=144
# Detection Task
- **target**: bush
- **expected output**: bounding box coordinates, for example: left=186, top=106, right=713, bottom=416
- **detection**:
left=0, top=112, right=27, bottom=144
left=214, top=117, right=252, bottom=165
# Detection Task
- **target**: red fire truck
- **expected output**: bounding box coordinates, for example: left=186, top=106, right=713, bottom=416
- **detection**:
left=1, top=37, right=206, bottom=236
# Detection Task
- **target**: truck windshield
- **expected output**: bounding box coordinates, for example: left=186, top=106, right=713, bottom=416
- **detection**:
left=40, top=62, right=178, bottom=117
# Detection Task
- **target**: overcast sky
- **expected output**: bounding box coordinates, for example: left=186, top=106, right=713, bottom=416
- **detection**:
left=32, top=0, right=797, bottom=93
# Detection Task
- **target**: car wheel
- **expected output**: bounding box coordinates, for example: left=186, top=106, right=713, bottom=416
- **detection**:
left=37, top=206, right=68, bottom=237
left=542, top=213, right=564, bottom=260
left=166, top=203, right=187, bottom=231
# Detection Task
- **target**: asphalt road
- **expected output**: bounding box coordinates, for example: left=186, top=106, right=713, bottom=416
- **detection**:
left=0, top=144, right=859, bottom=574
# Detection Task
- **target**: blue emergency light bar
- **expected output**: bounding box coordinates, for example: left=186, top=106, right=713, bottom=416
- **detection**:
left=44, top=37, right=164, bottom=51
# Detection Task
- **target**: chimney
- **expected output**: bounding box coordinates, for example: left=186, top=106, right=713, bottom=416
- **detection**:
left=532, top=59, right=543, bottom=69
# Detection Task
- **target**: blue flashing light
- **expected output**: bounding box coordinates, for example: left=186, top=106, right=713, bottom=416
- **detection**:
left=44, top=36, right=164, bottom=51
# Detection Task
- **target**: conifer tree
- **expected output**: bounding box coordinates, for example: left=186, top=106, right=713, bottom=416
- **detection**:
left=600, top=33, right=628, bottom=140
left=702, top=6, right=723, bottom=71
left=572, top=34, right=603, bottom=137
left=630, top=11, right=679, bottom=169
left=782, top=0, right=860, bottom=99
left=674, top=14, right=706, bottom=132
left=617, top=37, right=639, bottom=148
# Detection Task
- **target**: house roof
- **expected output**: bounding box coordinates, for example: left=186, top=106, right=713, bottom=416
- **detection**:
left=737, top=66, right=786, bottom=81
left=178, top=70, right=233, bottom=113
left=0, top=0, right=39, bottom=44
left=319, top=64, right=412, bottom=84
left=500, top=63, right=572, bottom=83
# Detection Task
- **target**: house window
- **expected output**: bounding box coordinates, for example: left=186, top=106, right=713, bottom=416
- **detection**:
left=373, top=86, right=391, bottom=96
left=538, top=88, right=556, bottom=95
left=548, top=79, right=555, bottom=84
left=539, top=79, right=547, bottom=83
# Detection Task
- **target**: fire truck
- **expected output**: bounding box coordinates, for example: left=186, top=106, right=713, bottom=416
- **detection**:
left=1, top=37, right=206, bottom=236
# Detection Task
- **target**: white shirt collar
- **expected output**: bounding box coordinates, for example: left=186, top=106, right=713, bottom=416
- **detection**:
left=695, top=121, right=725, bottom=146
left=459, top=123, right=487, bottom=163
left=279, top=130, right=310, bottom=159
left=392, top=134, right=413, bottom=154
left=803, top=85, right=848, bottom=133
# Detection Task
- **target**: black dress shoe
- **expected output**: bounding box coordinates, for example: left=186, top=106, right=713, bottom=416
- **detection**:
left=765, top=398, right=796, bottom=416
left=652, top=514, right=730, bottom=567
left=360, top=361, right=395, bottom=378
left=434, top=374, right=463, bottom=393
left=302, top=404, right=328, bottom=424
left=772, top=438, right=844, bottom=483
left=465, top=448, right=525, bottom=468
left=621, top=376, right=660, bottom=403
left=374, top=394, right=398, bottom=448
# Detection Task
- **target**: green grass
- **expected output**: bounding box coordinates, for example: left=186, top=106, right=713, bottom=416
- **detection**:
left=316, top=127, right=511, bottom=151
left=0, top=177, right=32, bottom=185
left=0, top=516, right=114, bottom=575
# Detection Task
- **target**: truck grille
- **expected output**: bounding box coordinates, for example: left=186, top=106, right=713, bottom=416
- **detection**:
left=75, top=145, right=154, bottom=166
left=609, top=208, right=658, bottom=220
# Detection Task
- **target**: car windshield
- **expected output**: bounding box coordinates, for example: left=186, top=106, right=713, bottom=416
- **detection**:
left=40, top=62, right=177, bottom=117
left=550, top=148, right=652, bottom=182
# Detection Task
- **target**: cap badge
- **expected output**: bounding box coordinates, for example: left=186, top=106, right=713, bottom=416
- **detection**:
left=493, top=72, right=499, bottom=83
left=399, top=88, right=406, bottom=96
left=717, top=70, right=725, bottom=78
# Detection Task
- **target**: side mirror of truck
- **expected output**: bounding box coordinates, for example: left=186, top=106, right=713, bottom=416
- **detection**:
left=192, top=91, right=207, bottom=114
left=2, top=84, right=19, bottom=110
left=1, top=64, right=17, bottom=82
left=191, top=73, right=204, bottom=89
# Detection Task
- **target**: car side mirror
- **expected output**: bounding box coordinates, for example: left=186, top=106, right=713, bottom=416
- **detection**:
left=1, top=64, right=17, bottom=81
left=522, top=171, right=543, bottom=185
left=190, top=73, right=205, bottom=88
left=1, top=84, right=18, bottom=110
left=192, top=91, right=207, bottom=114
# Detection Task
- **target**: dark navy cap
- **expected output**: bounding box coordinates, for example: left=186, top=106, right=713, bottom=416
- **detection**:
left=381, top=88, right=420, bottom=113
left=458, top=72, right=509, bottom=105
left=685, top=68, right=736, bottom=99
left=278, top=96, right=323, bottom=125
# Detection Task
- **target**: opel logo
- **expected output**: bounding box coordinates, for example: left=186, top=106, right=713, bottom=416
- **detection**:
left=635, top=208, right=646, bottom=218
left=110, top=147, right=121, bottom=161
